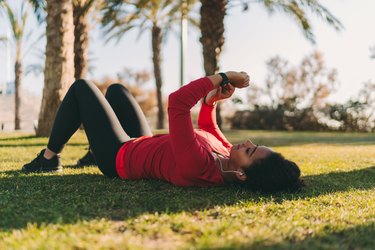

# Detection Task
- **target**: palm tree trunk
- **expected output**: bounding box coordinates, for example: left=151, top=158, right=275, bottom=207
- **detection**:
left=152, top=25, right=164, bottom=129
left=36, top=0, right=74, bottom=136
left=14, top=51, right=22, bottom=130
left=73, top=4, right=89, bottom=79
left=200, top=0, right=227, bottom=128
left=200, top=0, right=226, bottom=75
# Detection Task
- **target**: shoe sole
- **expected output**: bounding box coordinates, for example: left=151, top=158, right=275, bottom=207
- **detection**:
left=21, top=166, right=63, bottom=173
left=76, top=160, right=97, bottom=167
left=76, top=163, right=97, bottom=167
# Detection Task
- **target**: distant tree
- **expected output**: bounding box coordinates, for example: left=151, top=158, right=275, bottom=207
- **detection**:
left=331, top=82, right=375, bottom=132
left=357, top=81, right=375, bottom=116
left=264, top=51, right=338, bottom=110
left=232, top=51, right=338, bottom=131
left=199, top=0, right=343, bottom=128
left=324, top=81, right=375, bottom=132
left=36, top=0, right=74, bottom=136
left=101, top=0, right=197, bottom=129
left=2, top=2, right=35, bottom=130
left=94, top=68, right=157, bottom=116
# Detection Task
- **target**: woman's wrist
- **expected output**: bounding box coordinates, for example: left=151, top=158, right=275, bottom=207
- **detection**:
left=204, top=96, right=216, bottom=106
left=225, top=71, right=237, bottom=87
left=225, top=71, right=250, bottom=89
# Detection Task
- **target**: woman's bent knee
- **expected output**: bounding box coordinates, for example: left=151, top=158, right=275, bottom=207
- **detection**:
left=106, top=84, right=130, bottom=99
left=72, top=79, right=91, bottom=89
left=106, top=83, right=128, bottom=94
left=70, top=79, right=100, bottom=95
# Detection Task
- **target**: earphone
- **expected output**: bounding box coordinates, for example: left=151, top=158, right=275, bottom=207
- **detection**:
left=214, top=152, right=245, bottom=176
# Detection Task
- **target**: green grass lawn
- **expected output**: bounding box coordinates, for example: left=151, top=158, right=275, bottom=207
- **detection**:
left=0, top=130, right=374, bottom=249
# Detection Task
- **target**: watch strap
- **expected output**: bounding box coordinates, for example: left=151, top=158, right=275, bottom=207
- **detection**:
left=218, top=72, right=230, bottom=87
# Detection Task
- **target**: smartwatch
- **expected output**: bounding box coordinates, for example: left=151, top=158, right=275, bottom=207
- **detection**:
left=219, top=72, right=230, bottom=88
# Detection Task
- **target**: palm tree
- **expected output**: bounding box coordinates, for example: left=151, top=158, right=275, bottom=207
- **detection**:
left=36, top=0, right=74, bottom=136
left=28, top=0, right=97, bottom=80
left=199, top=0, right=226, bottom=127
left=2, top=2, right=32, bottom=130
left=199, top=0, right=343, bottom=127
left=101, top=0, right=196, bottom=129
left=73, top=0, right=97, bottom=79
left=200, top=0, right=226, bottom=76
left=28, top=0, right=101, bottom=135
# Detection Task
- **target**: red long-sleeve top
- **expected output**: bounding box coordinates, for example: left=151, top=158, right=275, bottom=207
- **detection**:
left=116, top=77, right=232, bottom=187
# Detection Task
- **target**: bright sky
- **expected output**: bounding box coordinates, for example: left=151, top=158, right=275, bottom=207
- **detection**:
left=1, top=0, right=374, bottom=103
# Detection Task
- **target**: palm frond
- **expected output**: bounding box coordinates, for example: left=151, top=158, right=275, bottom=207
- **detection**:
left=162, top=0, right=198, bottom=28
left=28, top=0, right=46, bottom=23
left=20, top=3, right=30, bottom=38
left=258, top=0, right=343, bottom=43
left=73, top=0, right=97, bottom=18
left=81, top=0, right=97, bottom=14
left=100, top=0, right=198, bottom=44
left=25, top=30, right=33, bottom=43
left=307, top=2, right=343, bottom=31
left=3, top=2, right=18, bottom=40
left=101, top=0, right=150, bottom=43
left=187, top=16, right=199, bottom=28
left=284, top=1, right=315, bottom=42
left=135, top=25, right=149, bottom=41
left=161, top=3, right=180, bottom=21
left=161, top=0, right=175, bottom=10
left=104, top=24, right=136, bottom=44
left=23, top=32, right=45, bottom=58
left=25, top=63, right=44, bottom=77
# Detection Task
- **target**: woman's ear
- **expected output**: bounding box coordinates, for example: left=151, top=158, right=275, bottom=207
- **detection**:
left=236, top=172, right=247, bottom=182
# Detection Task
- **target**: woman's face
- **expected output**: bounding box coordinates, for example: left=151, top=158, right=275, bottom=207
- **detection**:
left=229, top=139, right=273, bottom=170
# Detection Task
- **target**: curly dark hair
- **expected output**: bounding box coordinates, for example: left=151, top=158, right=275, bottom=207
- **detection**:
left=241, top=152, right=304, bottom=192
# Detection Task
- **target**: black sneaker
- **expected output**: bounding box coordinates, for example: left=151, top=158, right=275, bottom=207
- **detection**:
left=76, top=150, right=97, bottom=167
left=22, top=149, right=62, bottom=173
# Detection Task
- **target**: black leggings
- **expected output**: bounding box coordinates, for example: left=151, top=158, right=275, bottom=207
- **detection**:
left=46, top=79, right=153, bottom=177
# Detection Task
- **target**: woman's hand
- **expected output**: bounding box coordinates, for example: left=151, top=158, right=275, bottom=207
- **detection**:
left=226, top=71, right=250, bottom=88
left=205, top=84, right=235, bottom=105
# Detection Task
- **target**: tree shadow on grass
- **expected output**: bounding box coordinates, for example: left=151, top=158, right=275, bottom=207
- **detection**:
left=0, top=134, right=87, bottom=147
left=0, top=135, right=39, bottom=141
left=0, top=171, right=238, bottom=231
left=248, top=222, right=375, bottom=249
left=2, top=132, right=375, bottom=148
left=284, top=165, right=375, bottom=199
left=0, top=166, right=374, bottom=231
left=228, top=131, right=375, bottom=147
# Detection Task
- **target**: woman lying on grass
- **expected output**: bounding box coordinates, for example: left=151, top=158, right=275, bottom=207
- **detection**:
left=22, top=71, right=303, bottom=192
